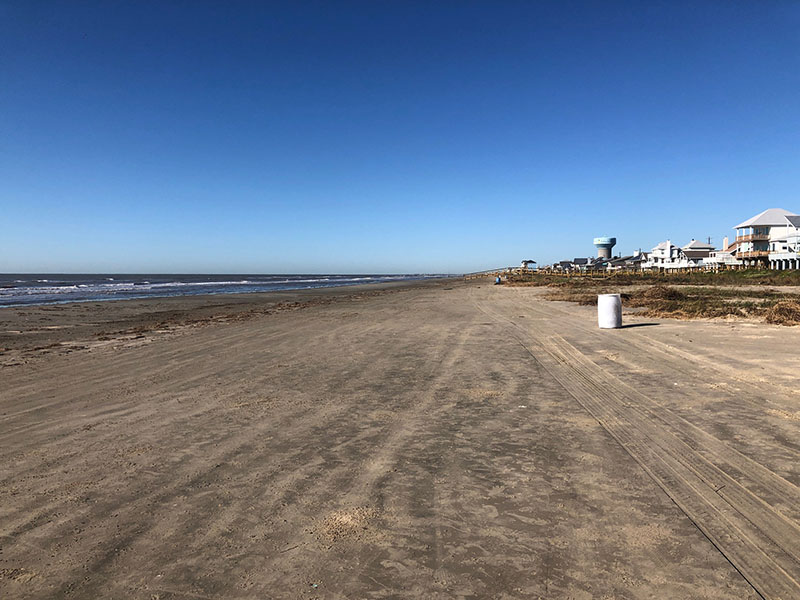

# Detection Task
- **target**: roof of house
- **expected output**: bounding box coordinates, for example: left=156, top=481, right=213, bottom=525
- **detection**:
left=573, top=258, right=589, bottom=265
left=587, top=259, right=610, bottom=269
left=735, top=208, right=797, bottom=229
left=683, top=239, right=715, bottom=250
left=786, top=215, right=800, bottom=228
left=652, top=240, right=675, bottom=251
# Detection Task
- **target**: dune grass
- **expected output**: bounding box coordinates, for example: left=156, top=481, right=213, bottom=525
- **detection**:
left=506, top=272, right=800, bottom=324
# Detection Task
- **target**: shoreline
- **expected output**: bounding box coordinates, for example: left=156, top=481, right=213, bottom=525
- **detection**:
left=0, top=276, right=462, bottom=359
left=0, top=274, right=455, bottom=309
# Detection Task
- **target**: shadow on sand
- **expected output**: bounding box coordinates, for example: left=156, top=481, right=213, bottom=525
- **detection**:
left=619, top=322, right=660, bottom=329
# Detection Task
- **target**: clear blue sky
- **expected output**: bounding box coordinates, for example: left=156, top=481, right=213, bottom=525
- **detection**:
left=2, top=1, right=799, bottom=273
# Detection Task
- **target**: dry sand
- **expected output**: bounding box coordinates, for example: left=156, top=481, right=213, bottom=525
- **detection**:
left=1, top=279, right=798, bottom=599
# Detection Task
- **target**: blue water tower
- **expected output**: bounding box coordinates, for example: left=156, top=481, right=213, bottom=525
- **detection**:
left=593, top=237, right=617, bottom=259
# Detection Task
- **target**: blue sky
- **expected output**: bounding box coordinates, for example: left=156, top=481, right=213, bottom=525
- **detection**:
left=2, top=1, right=799, bottom=273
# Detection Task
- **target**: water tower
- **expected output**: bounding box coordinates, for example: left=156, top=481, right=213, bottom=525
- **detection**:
left=593, top=236, right=616, bottom=259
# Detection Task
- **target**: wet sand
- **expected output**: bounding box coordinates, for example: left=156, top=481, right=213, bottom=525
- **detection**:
left=1, top=279, right=798, bottom=599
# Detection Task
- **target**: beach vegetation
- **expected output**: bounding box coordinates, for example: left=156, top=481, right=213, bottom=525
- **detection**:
left=506, top=272, right=800, bottom=324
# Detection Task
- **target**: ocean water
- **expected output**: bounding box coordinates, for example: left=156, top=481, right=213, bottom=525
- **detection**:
left=0, top=274, right=447, bottom=307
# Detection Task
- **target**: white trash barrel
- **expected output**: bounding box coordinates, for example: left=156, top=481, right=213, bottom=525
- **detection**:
left=597, top=293, right=622, bottom=329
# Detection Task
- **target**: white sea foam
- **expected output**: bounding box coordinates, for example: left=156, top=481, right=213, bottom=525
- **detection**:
left=0, top=274, right=448, bottom=307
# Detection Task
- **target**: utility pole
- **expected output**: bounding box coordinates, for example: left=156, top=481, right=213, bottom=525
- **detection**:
left=707, top=236, right=712, bottom=245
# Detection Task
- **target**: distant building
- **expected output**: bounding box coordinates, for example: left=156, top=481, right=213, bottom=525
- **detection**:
left=551, top=250, right=647, bottom=273
left=586, top=257, right=610, bottom=272
left=607, top=250, right=649, bottom=271
left=572, top=258, right=590, bottom=271
left=643, top=240, right=680, bottom=269
left=556, top=260, right=574, bottom=271
left=681, top=239, right=715, bottom=265
left=552, top=257, right=591, bottom=272
left=642, top=239, right=714, bottom=270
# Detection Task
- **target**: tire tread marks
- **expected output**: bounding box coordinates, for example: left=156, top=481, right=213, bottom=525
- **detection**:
left=474, top=296, right=800, bottom=600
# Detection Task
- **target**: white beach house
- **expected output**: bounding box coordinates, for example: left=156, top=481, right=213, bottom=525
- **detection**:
left=644, top=240, right=679, bottom=269
left=705, top=236, right=742, bottom=269
left=642, top=239, right=714, bottom=270
left=734, top=208, right=798, bottom=268
left=681, top=239, right=716, bottom=265
left=767, top=214, right=800, bottom=270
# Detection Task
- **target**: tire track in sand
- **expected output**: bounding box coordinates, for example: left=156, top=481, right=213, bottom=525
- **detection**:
left=497, top=289, right=800, bottom=516
left=474, top=294, right=800, bottom=600
left=507, top=286, right=800, bottom=406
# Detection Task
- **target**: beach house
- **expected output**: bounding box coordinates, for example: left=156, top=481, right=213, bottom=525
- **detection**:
left=680, top=239, right=715, bottom=265
left=642, top=239, right=714, bottom=270
left=734, top=208, right=798, bottom=268
left=644, top=240, right=680, bottom=269
left=767, top=214, right=800, bottom=270
left=705, top=237, right=742, bottom=269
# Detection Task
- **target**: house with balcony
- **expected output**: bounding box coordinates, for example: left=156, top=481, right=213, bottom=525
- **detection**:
left=735, top=208, right=798, bottom=267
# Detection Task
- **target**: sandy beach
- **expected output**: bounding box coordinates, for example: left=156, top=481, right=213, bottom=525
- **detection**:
left=2, top=279, right=799, bottom=599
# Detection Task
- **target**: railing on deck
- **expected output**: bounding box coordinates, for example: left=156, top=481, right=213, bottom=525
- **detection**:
left=736, top=234, right=770, bottom=242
